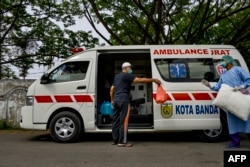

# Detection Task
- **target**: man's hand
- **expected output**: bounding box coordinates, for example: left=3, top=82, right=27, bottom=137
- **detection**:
left=111, top=100, right=115, bottom=108
left=201, top=79, right=211, bottom=88
left=154, top=79, right=161, bottom=85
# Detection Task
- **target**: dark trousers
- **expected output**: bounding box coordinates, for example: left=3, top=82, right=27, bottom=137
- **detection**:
left=112, top=101, right=130, bottom=144
left=247, top=133, right=250, bottom=140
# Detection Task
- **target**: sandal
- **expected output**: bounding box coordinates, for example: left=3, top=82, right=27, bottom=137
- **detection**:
left=118, top=143, right=133, bottom=147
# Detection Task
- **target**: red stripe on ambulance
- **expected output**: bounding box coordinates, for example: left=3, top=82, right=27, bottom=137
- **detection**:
left=35, top=96, right=53, bottom=103
left=192, top=93, right=212, bottom=100
left=54, top=95, right=73, bottom=102
left=153, top=92, right=217, bottom=101
left=35, top=95, right=93, bottom=103
left=172, top=93, right=192, bottom=101
left=74, top=95, right=93, bottom=102
left=211, top=93, right=217, bottom=98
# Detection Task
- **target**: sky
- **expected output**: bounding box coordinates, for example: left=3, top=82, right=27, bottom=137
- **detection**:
left=17, top=17, right=109, bottom=79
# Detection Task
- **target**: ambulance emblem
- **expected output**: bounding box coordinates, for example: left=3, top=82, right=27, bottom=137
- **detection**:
left=161, top=103, right=173, bottom=118
left=216, top=64, right=226, bottom=76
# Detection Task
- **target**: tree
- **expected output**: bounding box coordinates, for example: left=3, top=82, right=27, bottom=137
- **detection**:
left=0, top=0, right=98, bottom=79
left=83, top=0, right=250, bottom=64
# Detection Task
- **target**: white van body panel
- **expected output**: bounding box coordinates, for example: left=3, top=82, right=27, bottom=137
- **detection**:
left=22, top=51, right=97, bottom=130
left=20, top=45, right=248, bottom=134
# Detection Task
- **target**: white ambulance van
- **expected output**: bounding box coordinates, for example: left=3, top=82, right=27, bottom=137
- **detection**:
left=20, top=45, right=249, bottom=143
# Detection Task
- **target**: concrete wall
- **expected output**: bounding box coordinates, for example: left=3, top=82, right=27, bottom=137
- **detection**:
left=0, top=80, right=35, bottom=127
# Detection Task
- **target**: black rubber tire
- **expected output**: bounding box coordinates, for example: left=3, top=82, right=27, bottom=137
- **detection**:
left=196, top=113, right=228, bottom=142
left=50, top=111, right=82, bottom=143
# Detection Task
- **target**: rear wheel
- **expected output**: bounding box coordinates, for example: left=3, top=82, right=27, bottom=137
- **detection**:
left=50, top=111, right=82, bottom=143
left=196, top=113, right=228, bottom=142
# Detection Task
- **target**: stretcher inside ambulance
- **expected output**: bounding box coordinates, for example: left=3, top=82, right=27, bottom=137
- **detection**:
left=20, top=45, right=249, bottom=143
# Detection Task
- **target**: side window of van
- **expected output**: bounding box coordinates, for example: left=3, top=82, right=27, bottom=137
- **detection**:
left=155, top=58, right=214, bottom=82
left=49, top=61, right=89, bottom=83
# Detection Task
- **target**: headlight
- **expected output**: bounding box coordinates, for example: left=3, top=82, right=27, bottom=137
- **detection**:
left=26, top=96, right=34, bottom=106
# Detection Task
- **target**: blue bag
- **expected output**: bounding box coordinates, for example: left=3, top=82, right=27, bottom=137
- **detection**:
left=100, top=101, right=113, bottom=115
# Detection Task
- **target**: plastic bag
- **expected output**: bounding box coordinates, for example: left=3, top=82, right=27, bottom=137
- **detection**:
left=156, top=85, right=167, bottom=104
left=100, top=101, right=114, bottom=115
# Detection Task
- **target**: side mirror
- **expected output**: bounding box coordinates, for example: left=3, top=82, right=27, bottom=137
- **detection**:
left=40, top=73, right=49, bottom=84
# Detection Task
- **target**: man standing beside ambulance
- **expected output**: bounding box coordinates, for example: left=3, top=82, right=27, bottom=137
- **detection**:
left=202, top=55, right=250, bottom=148
left=110, top=62, right=161, bottom=147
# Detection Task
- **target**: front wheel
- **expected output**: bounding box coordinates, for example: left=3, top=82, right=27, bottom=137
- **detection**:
left=50, top=111, right=82, bottom=143
left=196, top=113, right=228, bottom=142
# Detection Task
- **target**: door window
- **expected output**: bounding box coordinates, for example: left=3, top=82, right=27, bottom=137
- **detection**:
left=49, top=61, right=89, bottom=83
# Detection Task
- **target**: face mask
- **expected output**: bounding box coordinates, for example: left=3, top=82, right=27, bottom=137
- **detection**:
left=220, top=62, right=226, bottom=68
left=128, top=69, right=133, bottom=74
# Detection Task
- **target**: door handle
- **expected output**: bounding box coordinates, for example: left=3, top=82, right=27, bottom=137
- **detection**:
left=77, top=85, right=87, bottom=90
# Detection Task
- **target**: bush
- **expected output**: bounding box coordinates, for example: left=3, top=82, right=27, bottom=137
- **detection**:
left=0, top=120, right=8, bottom=130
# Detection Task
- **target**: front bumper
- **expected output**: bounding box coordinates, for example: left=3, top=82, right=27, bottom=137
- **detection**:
left=20, top=106, right=46, bottom=130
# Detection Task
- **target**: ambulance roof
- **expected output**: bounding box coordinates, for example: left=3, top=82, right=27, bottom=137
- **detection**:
left=87, top=44, right=235, bottom=51
left=68, top=44, right=236, bottom=60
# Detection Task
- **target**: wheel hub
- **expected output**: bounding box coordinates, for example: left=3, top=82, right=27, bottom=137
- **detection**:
left=203, top=125, right=222, bottom=138
left=55, top=117, right=75, bottom=138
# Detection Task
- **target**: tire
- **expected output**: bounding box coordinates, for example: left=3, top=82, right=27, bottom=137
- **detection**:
left=196, top=113, right=228, bottom=142
left=50, top=111, right=82, bottom=143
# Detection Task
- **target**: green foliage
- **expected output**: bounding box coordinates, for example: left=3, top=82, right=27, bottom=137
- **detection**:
left=0, top=0, right=99, bottom=79
left=1, top=0, right=249, bottom=77
left=83, top=0, right=250, bottom=65
left=0, top=120, right=8, bottom=130
left=0, top=119, right=23, bottom=130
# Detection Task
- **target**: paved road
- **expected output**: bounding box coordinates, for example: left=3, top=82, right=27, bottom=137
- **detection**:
left=0, top=130, right=249, bottom=167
